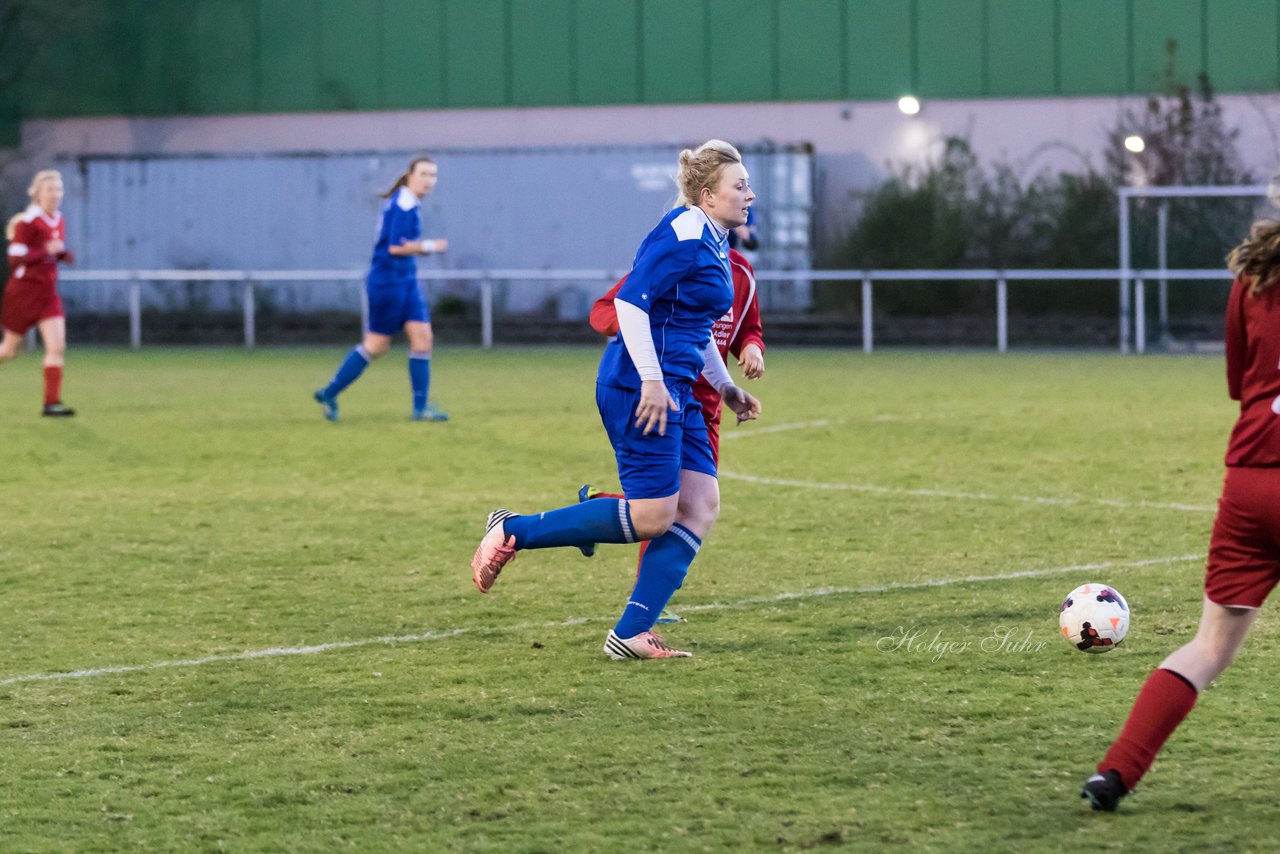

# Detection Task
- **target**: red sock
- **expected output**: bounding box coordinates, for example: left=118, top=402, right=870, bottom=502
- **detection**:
left=1098, top=668, right=1198, bottom=789
left=596, top=491, right=624, bottom=500
left=43, top=365, right=63, bottom=406
left=634, top=539, right=650, bottom=583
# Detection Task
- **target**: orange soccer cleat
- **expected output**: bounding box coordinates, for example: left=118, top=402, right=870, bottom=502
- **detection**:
left=603, top=629, right=692, bottom=660
left=471, top=509, right=517, bottom=593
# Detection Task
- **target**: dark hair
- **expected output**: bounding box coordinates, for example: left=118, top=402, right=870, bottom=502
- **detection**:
left=380, top=156, right=435, bottom=200
left=1227, top=219, right=1280, bottom=296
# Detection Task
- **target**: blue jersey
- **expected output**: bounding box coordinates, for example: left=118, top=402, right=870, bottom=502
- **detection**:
left=367, top=186, right=422, bottom=285
left=597, top=206, right=733, bottom=390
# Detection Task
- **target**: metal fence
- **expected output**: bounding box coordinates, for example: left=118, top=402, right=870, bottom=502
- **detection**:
left=56, top=267, right=1235, bottom=353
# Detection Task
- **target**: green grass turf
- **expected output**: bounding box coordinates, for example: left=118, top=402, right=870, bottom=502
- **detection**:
left=2, top=347, right=1276, bottom=851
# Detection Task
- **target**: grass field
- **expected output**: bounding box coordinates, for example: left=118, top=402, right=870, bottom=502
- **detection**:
left=2, top=346, right=1277, bottom=852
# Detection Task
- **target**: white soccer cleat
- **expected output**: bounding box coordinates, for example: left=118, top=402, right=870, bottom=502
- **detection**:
left=603, top=629, right=692, bottom=660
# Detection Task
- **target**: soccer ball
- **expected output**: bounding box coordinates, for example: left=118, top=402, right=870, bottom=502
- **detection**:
left=1059, top=583, right=1130, bottom=653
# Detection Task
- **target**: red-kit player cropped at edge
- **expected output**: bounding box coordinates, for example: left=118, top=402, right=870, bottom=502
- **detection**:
left=2, top=169, right=76, bottom=417
left=577, top=248, right=765, bottom=573
left=1081, top=218, right=1280, bottom=812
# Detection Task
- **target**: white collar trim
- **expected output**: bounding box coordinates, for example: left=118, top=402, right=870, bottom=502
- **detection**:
left=395, top=186, right=419, bottom=211
left=696, top=206, right=729, bottom=242
left=23, top=204, right=61, bottom=227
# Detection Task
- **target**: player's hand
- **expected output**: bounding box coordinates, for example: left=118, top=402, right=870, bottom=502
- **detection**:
left=419, top=238, right=447, bottom=254
left=737, top=343, right=765, bottom=379
left=635, top=379, right=679, bottom=436
left=45, top=239, right=65, bottom=254
left=722, top=384, right=761, bottom=425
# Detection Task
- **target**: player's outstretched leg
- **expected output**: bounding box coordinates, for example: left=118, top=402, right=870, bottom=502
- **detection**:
left=470, top=498, right=641, bottom=592
left=1083, top=598, right=1257, bottom=812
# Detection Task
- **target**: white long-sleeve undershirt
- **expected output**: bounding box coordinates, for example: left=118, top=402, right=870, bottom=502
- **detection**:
left=615, top=297, right=663, bottom=382
left=700, top=338, right=733, bottom=394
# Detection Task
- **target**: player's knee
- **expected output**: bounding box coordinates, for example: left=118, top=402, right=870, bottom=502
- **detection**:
left=629, top=504, right=676, bottom=540
left=633, top=518, right=674, bottom=541
left=363, top=340, right=390, bottom=358
left=677, top=490, right=719, bottom=532
left=0, top=344, right=17, bottom=362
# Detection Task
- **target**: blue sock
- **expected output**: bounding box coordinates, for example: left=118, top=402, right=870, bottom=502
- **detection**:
left=615, top=524, right=700, bottom=638
left=409, top=351, right=430, bottom=410
left=503, top=498, right=637, bottom=550
left=324, top=345, right=371, bottom=397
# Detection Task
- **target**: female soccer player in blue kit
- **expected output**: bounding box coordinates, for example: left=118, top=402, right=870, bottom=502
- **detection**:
left=314, top=156, right=449, bottom=422
left=470, top=140, right=762, bottom=660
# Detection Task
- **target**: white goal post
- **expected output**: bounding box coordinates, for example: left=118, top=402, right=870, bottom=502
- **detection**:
left=1118, top=184, right=1272, bottom=353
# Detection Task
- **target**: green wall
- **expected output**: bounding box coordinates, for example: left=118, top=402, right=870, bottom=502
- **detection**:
left=4, top=0, right=1279, bottom=144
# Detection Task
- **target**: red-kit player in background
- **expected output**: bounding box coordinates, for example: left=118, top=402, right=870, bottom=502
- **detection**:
left=2, top=169, right=76, bottom=416
left=1082, top=218, right=1280, bottom=812
left=577, top=247, right=766, bottom=587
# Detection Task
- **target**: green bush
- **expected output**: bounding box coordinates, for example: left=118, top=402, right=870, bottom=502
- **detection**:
left=825, top=54, right=1252, bottom=318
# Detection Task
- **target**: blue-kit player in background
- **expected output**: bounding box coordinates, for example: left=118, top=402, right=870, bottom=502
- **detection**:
left=728, top=204, right=758, bottom=251
left=470, top=140, right=763, bottom=661
left=314, top=156, right=449, bottom=422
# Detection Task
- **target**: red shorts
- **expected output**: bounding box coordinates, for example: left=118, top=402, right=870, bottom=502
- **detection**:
left=696, top=395, right=723, bottom=466
left=706, top=410, right=721, bottom=466
left=1205, top=466, right=1280, bottom=608
left=1, top=279, right=63, bottom=335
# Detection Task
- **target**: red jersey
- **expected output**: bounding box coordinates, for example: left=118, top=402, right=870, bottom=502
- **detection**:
left=6, top=205, right=71, bottom=290
left=1223, top=275, right=1280, bottom=467
left=589, top=249, right=765, bottom=420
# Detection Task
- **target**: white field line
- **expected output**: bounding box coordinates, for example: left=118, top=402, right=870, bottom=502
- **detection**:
left=677, top=552, right=1204, bottom=612
left=0, top=553, right=1203, bottom=688
left=720, top=419, right=1215, bottom=513
left=717, top=470, right=1216, bottom=513
left=721, top=418, right=834, bottom=438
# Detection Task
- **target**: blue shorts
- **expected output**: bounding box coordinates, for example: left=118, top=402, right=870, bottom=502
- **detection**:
left=367, top=278, right=429, bottom=335
left=596, top=382, right=718, bottom=500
